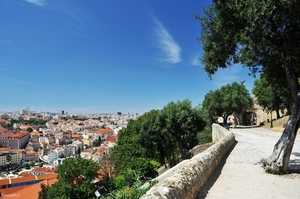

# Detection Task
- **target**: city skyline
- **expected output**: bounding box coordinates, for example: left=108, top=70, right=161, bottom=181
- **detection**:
left=0, top=0, right=256, bottom=115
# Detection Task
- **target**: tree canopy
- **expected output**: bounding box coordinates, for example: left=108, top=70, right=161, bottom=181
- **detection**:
left=160, top=100, right=206, bottom=160
left=111, top=99, right=206, bottom=174
left=202, top=82, right=252, bottom=124
left=197, top=0, right=300, bottom=172
left=39, top=156, right=101, bottom=199
left=252, top=76, right=274, bottom=112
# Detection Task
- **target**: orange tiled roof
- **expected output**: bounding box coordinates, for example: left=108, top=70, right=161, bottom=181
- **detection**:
left=97, top=147, right=107, bottom=153
left=19, top=172, right=31, bottom=177
left=32, top=167, right=49, bottom=173
left=0, top=174, right=57, bottom=186
left=1, top=176, right=57, bottom=199
left=0, top=131, right=29, bottom=139
left=0, top=126, right=8, bottom=131
left=30, top=131, right=40, bottom=136
left=71, top=134, right=80, bottom=138
left=0, top=185, right=31, bottom=196
left=36, top=174, right=57, bottom=181
left=0, top=179, right=10, bottom=186
left=105, top=135, right=117, bottom=143
left=10, top=176, right=39, bottom=184
left=96, top=128, right=113, bottom=134
left=25, top=151, right=38, bottom=155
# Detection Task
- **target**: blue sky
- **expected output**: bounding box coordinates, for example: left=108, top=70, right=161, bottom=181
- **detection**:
left=0, top=0, right=256, bottom=115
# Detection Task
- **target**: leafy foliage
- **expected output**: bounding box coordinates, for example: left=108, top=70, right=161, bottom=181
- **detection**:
left=196, top=0, right=300, bottom=87
left=253, top=76, right=275, bottom=112
left=160, top=99, right=206, bottom=160
left=111, top=118, right=145, bottom=175
left=197, top=0, right=300, bottom=173
left=202, top=82, right=252, bottom=124
left=111, top=99, right=206, bottom=174
left=253, top=73, right=292, bottom=118
left=197, top=126, right=212, bottom=145
left=40, top=156, right=101, bottom=199
left=106, top=180, right=158, bottom=199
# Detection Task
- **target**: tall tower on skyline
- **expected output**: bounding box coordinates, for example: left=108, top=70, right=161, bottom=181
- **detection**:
left=20, top=107, right=29, bottom=115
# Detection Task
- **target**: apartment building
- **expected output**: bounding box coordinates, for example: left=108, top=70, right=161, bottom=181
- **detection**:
left=0, top=130, right=30, bottom=149
left=23, top=151, right=39, bottom=163
left=0, top=149, right=23, bottom=169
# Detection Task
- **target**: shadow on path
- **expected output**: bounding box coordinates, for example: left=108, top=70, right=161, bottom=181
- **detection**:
left=196, top=141, right=238, bottom=199
left=288, top=152, right=300, bottom=173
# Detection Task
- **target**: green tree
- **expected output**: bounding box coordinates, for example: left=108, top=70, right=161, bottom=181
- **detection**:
left=39, top=156, right=101, bottom=199
left=262, top=69, right=293, bottom=116
left=197, top=0, right=300, bottom=172
left=111, top=118, right=145, bottom=175
left=112, top=100, right=206, bottom=173
left=252, top=76, right=273, bottom=110
left=160, top=99, right=206, bottom=160
left=38, top=183, right=49, bottom=199
left=26, top=127, right=33, bottom=133
left=93, top=135, right=103, bottom=147
left=253, top=73, right=292, bottom=120
left=138, top=110, right=175, bottom=165
left=202, top=82, right=252, bottom=125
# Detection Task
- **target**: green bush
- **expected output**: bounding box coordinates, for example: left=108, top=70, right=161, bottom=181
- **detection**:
left=24, top=163, right=30, bottom=170
left=123, top=169, right=137, bottom=187
left=150, top=160, right=160, bottom=170
left=198, top=126, right=212, bottom=145
left=114, top=175, right=126, bottom=190
left=131, top=158, right=158, bottom=178
left=106, top=180, right=158, bottom=199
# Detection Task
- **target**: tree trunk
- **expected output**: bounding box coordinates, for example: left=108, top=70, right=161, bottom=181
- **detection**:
left=265, top=101, right=300, bottom=172
left=265, top=54, right=300, bottom=172
left=177, top=139, right=187, bottom=160
left=276, top=109, right=280, bottom=119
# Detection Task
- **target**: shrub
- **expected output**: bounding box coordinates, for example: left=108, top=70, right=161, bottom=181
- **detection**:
left=114, top=175, right=126, bottom=190
left=198, top=126, right=212, bottom=145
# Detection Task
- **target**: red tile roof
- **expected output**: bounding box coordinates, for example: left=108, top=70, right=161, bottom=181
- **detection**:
left=1, top=177, right=57, bottom=199
left=0, top=174, right=57, bottom=186
left=71, top=134, right=81, bottom=138
left=96, top=128, right=113, bottom=134
left=32, top=167, right=50, bottom=173
left=105, top=135, right=117, bottom=143
left=0, top=131, right=29, bottom=139
left=0, top=179, right=10, bottom=186
left=0, top=127, right=9, bottom=131
left=0, top=185, right=31, bottom=196
left=25, top=151, right=38, bottom=155
left=30, top=131, right=40, bottom=136
left=97, top=147, right=107, bottom=153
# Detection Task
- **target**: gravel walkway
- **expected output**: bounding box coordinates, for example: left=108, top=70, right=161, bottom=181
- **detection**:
left=197, top=127, right=300, bottom=199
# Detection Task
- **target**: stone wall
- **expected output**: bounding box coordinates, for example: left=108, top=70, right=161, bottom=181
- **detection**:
left=252, top=103, right=284, bottom=125
left=141, top=124, right=236, bottom=199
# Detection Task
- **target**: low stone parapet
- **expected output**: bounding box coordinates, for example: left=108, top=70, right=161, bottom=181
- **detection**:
left=141, top=124, right=235, bottom=199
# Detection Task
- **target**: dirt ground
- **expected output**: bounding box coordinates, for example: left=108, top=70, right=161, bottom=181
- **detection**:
left=260, top=115, right=289, bottom=133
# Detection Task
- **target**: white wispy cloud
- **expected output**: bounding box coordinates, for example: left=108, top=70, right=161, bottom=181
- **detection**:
left=152, top=17, right=182, bottom=64
left=191, top=54, right=201, bottom=66
left=24, top=0, right=46, bottom=6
